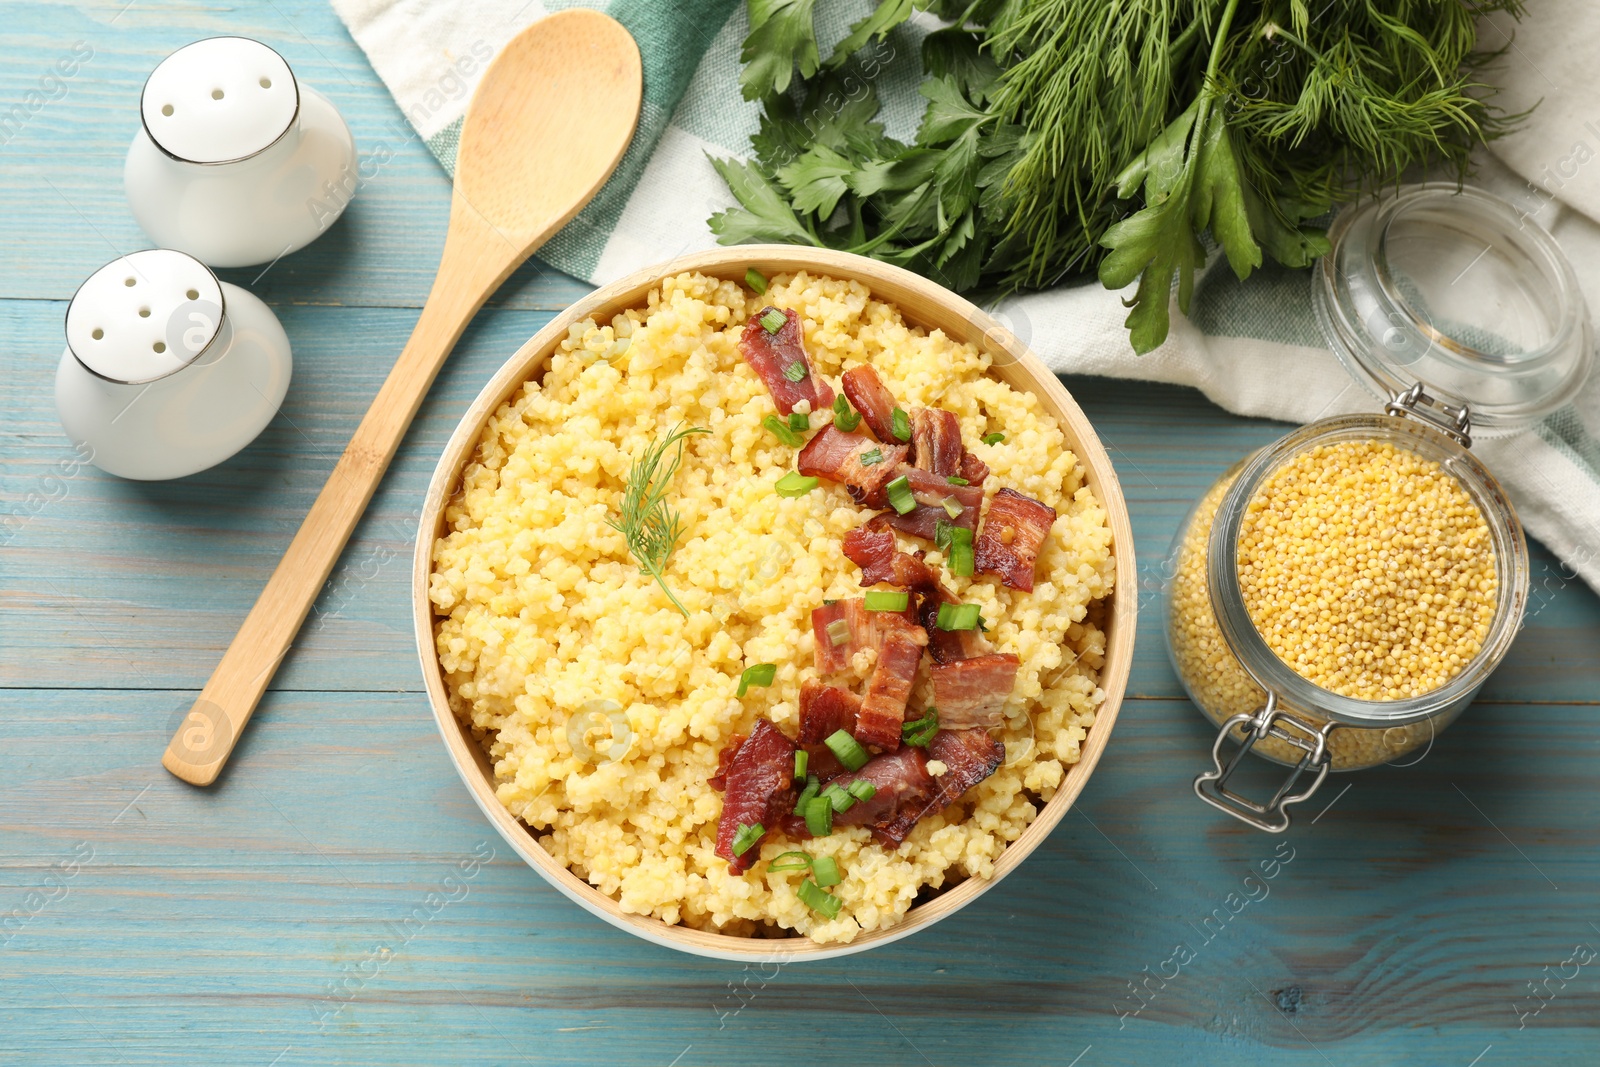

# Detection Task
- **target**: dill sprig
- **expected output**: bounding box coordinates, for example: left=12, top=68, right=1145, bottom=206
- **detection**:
left=607, top=423, right=709, bottom=617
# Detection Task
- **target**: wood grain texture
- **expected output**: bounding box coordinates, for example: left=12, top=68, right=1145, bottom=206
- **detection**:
left=3, top=1, right=1599, bottom=1063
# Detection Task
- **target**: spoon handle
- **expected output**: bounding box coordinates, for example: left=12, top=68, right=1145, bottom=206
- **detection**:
left=162, top=205, right=525, bottom=785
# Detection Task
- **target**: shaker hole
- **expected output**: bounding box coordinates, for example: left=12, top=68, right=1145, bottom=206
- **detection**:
left=211, top=88, right=225, bottom=100
left=161, top=103, right=174, bottom=117
left=185, top=288, right=199, bottom=300
left=259, top=77, right=272, bottom=89
left=138, top=307, right=151, bottom=318
left=91, top=328, right=104, bottom=340
left=153, top=342, right=167, bottom=354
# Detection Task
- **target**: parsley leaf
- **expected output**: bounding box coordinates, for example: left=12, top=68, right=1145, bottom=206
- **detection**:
left=740, top=0, right=820, bottom=101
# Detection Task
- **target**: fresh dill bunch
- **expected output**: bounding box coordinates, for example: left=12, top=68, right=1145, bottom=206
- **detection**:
left=608, top=423, right=709, bottom=617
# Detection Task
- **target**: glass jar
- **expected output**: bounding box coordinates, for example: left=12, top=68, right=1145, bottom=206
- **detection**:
left=1165, top=183, right=1592, bottom=831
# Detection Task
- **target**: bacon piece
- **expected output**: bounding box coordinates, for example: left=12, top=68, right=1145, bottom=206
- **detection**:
left=911, top=408, right=964, bottom=476
left=959, top=451, right=990, bottom=486
left=832, top=747, right=938, bottom=847
left=708, top=733, right=745, bottom=791
left=842, top=528, right=981, bottom=663
left=712, top=720, right=797, bottom=873
left=928, top=728, right=1005, bottom=808
left=797, top=427, right=907, bottom=507
left=870, top=468, right=983, bottom=542
left=738, top=307, right=834, bottom=416
left=929, top=653, right=1020, bottom=730
left=811, top=602, right=853, bottom=674
left=855, top=632, right=923, bottom=750
left=811, top=598, right=923, bottom=674
left=840, top=364, right=900, bottom=443
left=975, top=487, right=1057, bottom=593
left=799, top=681, right=860, bottom=745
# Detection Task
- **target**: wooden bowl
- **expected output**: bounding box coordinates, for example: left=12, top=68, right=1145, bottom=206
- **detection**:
left=412, top=246, right=1137, bottom=961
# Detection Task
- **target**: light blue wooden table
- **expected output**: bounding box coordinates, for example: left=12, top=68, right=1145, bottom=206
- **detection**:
left=3, top=3, right=1599, bottom=1064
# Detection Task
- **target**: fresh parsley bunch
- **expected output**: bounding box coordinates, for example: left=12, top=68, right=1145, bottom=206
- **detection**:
left=711, top=0, right=1525, bottom=353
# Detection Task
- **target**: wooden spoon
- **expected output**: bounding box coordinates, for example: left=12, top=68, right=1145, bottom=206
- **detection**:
left=162, top=10, right=642, bottom=785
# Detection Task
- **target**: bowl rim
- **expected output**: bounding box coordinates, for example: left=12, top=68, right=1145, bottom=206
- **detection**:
left=411, top=245, right=1138, bottom=961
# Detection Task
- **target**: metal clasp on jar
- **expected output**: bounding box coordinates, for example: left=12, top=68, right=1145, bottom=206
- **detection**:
left=1385, top=382, right=1472, bottom=447
left=1193, top=692, right=1335, bottom=833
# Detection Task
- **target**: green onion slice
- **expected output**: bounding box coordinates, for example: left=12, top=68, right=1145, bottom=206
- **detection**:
left=811, top=855, right=842, bottom=887
left=804, top=795, right=834, bottom=837
left=941, top=495, right=964, bottom=519
left=736, top=662, right=777, bottom=697
left=950, top=538, right=974, bottom=578
left=763, top=414, right=802, bottom=448
left=946, top=476, right=969, bottom=485
left=824, top=729, right=870, bottom=771
left=797, top=877, right=842, bottom=918
left=788, top=410, right=810, bottom=431
left=745, top=267, right=768, bottom=295
left=982, top=431, right=1005, bottom=445
left=793, top=776, right=821, bottom=815
left=846, top=779, right=877, bottom=802
left=859, top=447, right=884, bottom=466
left=767, top=851, right=811, bottom=873
left=782, top=361, right=808, bottom=383
left=935, top=602, right=982, bottom=631
left=832, top=394, right=861, bottom=432
left=731, top=822, right=764, bottom=857
left=902, top=708, right=938, bottom=747
left=794, top=750, right=808, bottom=781
left=864, top=589, right=909, bottom=612
left=885, top=475, right=916, bottom=515
left=760, top=308, right=786, bottom=333
left=890, top=407, right=911, bottom=442
left=775, top=471, right=819, bottom=497
left=825, top=618, right=851, bottom=647
left=821, top=782, right=855, bottom=813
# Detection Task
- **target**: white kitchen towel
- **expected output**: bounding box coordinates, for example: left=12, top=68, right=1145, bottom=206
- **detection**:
left=331, top=0, right=1600, bottom=593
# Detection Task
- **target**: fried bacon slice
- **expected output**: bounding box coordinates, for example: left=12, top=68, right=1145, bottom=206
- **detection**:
left=928, top=728, right=1006, bottom=809
left=911, top=408, right=964, bottom=476
left=869, top=467, right=983, bottom=542
left=842, top=528, right=982, bottom=664
left=832, top=747, right=939, bottom=847
left=711, top=720, right=797, bottom=873
left=811, top=597, right=924, bottom=674
left=797, top=427, right=908, bottom=507
left=738, top=307, right=834, bottom=416
left=854, top=631, right=924, bottom=751
left=798, top=681, right=860, bottom=745
left=928, top=653, right=1020, bottom=730
left=959, top=451, right=990, bottom=486
left=840, top=364, right=900, bottom=443
left=975, top=487, right=1057, bottom=592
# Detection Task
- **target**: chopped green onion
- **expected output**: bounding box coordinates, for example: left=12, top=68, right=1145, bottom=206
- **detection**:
left=826, top=618, right=851, bottom=647
left=982, top=431, right=1005, bottom=446
left=824, top=729, right=869, bottom=771
left=831, top=394, right=860, bottom=432
left=797, top=877, right=842, bottom=918
left=736, top=662, right=776, bottom=697
left=775, top=471, right=819, bottom=497
left=846, top=779, right=877, bottom=802
left=864, top=590, right=909, bottom=612
left=794, top=750, right=808, bottom=781
left=767, top=851, right=810, bottom=873
left=782, top=361, right=808, bottom=383
left=941, top=496, right=964, bottom=519
left=811, top=855, right=842, bottom=887
left=788, top=410, right=810, bottom=431
left=886, top=475, right=916, bottom=516
left=950, top=538, right=974, bottom=578
left=732, top=822, right=764, bottom=857
left=859, top=447, right=884, bottom=466
left=793, top=775, right=821, bottom=815
left=890, top=407, right=911, bottom=442
left=936, top=602, right=982, bottom=631
left=902, top=708, right=939, bottom=747
left=934, top=519, right=954, bottom=550
left=821, top=782, right=855, bottom=813
left=760, top=308, right=786, bottom=333
left=946, top=476, right=970, bottom=485
left=763, top=414, right=802, bottom=447
left=804, top=795, right=833, bottom=837
left=745, top=267, right=768, bottom=295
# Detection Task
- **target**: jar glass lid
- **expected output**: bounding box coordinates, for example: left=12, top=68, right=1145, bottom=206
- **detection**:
left=1314, top=182, right=1594, bottom=437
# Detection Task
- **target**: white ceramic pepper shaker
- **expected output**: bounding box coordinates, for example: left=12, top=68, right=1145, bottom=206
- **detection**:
left=124, top=36, right=358, bottom=268
left=55, top=249, right=293, bottom=480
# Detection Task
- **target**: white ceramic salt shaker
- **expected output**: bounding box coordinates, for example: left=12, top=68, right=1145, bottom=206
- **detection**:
left=55, top=249, right=293, bottom=480
left=124, top=37, right=358, bottom=268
